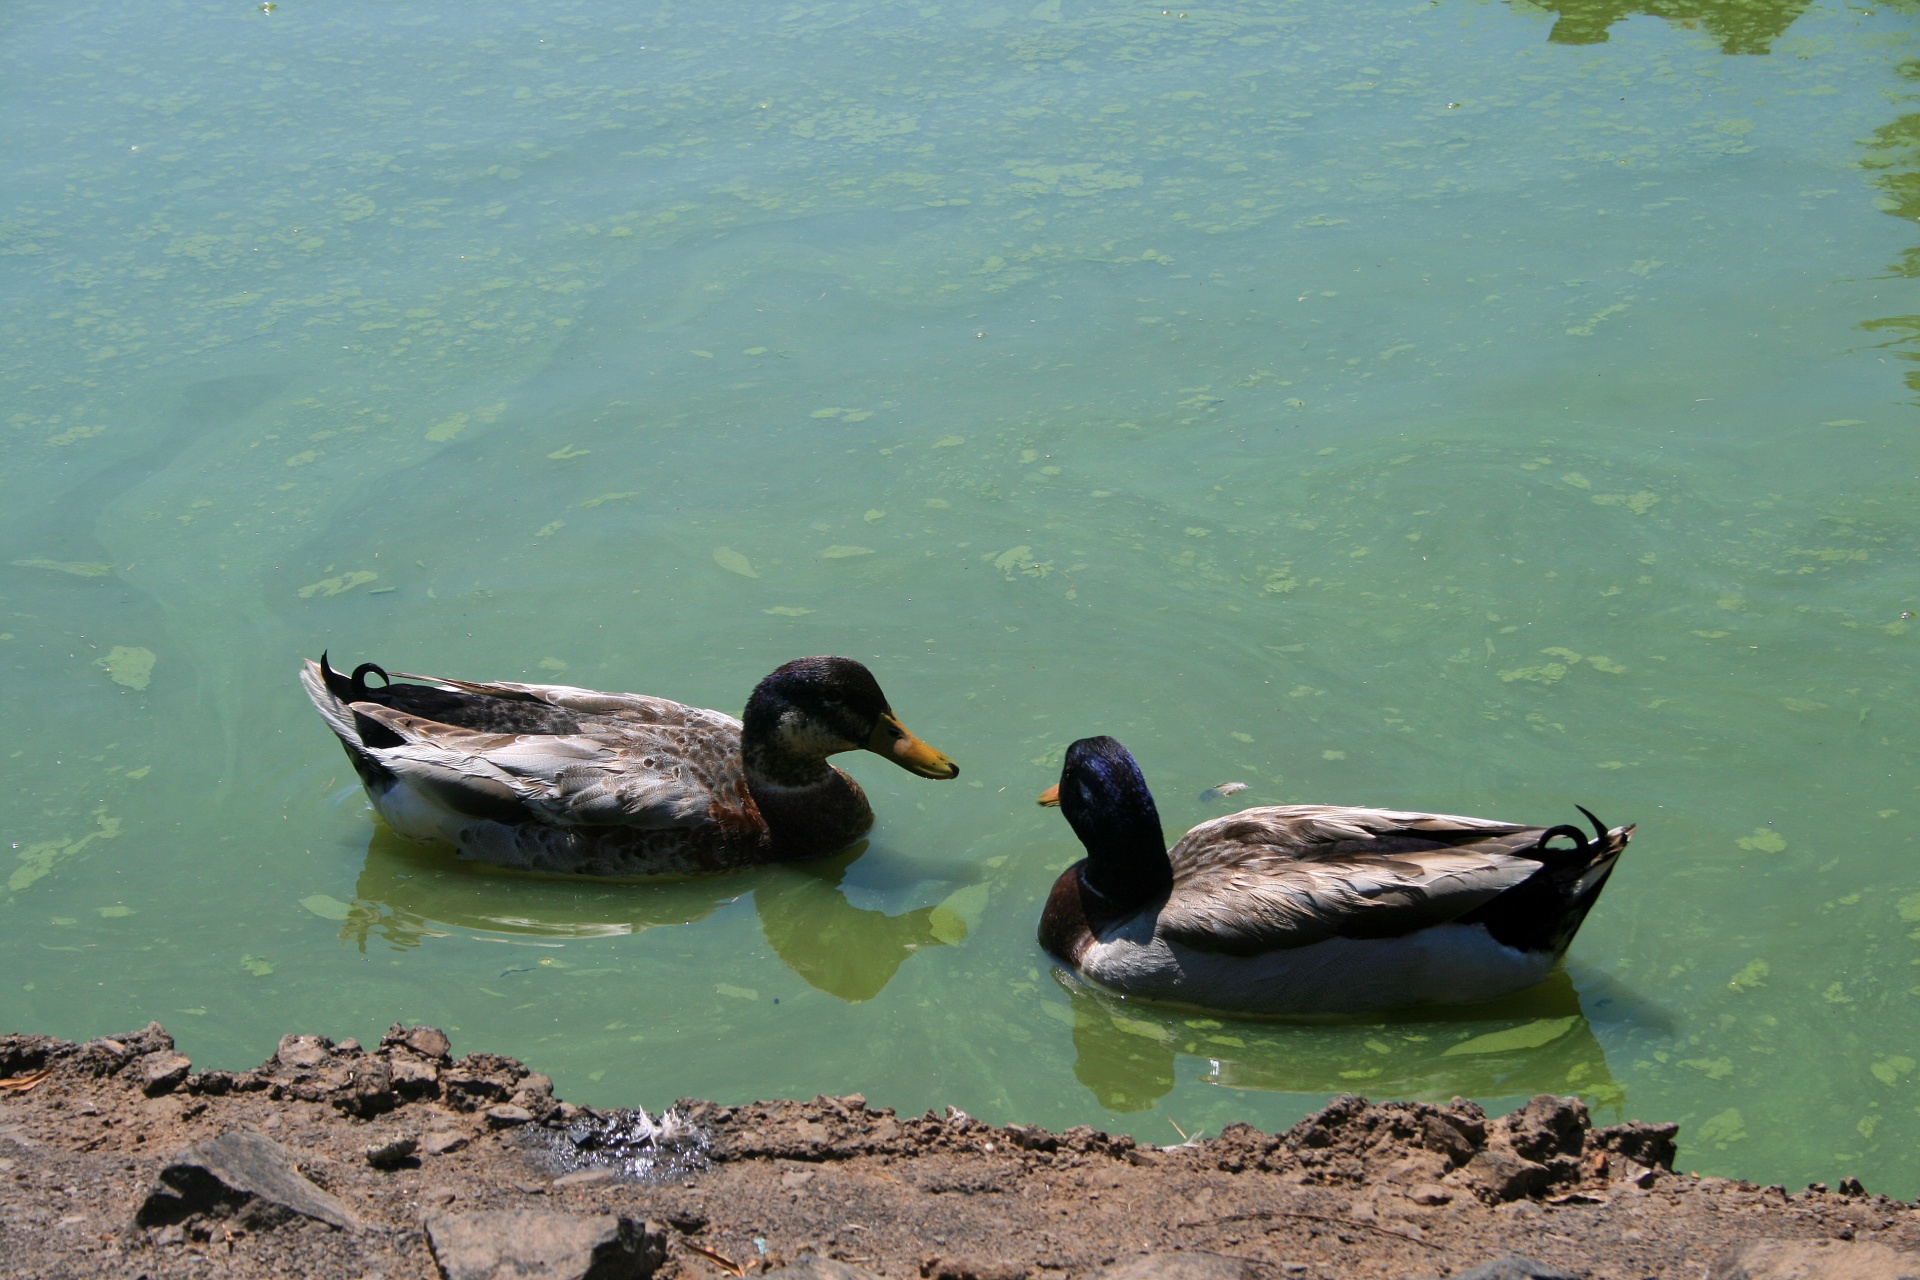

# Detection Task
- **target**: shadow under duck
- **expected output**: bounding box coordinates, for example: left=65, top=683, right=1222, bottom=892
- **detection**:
left=1037, top=736, right=1631, bottom=1016
left=300, top=654, right=958, bottom=876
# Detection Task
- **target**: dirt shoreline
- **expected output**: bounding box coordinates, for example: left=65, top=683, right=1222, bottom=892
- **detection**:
left=1, top=1022, right=1915, bottom=1280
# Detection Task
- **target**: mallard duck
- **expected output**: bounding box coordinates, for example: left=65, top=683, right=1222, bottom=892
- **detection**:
left=300, top=654, right=958, bottom=876
left=1036, top=737, right=1631, bottom=1015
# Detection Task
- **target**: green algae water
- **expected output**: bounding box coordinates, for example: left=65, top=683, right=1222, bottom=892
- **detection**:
left=5, top=0, right=1920, bottom=1194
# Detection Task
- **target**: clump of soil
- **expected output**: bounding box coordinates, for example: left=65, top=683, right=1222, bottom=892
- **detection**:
left=0, top=1022, right=1914, bottom=1279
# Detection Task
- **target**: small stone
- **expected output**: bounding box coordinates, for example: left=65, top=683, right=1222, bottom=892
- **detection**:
left=1450, top=1149, right=1550, bottom=1203
left=425, top=1210, right=665, bottom=1280
left=365, top=1137, right=419, bottom=1171
left=554, top=1169, right=614, bottom=1189
left=383, top=1024, right=452, bottom=1063
left=920, top=1258, right=1031, bottom=1280
left=423, top=1131, right=470, bottom=1157
left=1408, top=1183, right=1453, bottom=1206
left=486, top=1105, right=534, bottom=1129
left=390, top=1055, right=441, bottom=1097
left=1454, top=1260, right=1579, bottom=1280
left=781, top=1170, right=816, bottom=1190
left=276, top=1035, right=332, bottom=1070
left=1840, top=1176, right=1867, bottom=1197
left=336, top=1038, right=361, bottom=1053
left=767, top=1259, right=886, bottom=1280
left=133, top=1051, right=193, bottom=1097
left=335, top=1056, right=397, bottom=1119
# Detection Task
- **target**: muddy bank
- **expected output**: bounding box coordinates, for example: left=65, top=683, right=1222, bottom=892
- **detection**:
left=0, top=1022, right=1915, bottom=1279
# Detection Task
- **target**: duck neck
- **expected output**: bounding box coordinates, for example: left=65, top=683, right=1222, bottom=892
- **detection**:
left=1078, top=831, right=1174, bottom=915
left=741, top=699, right=873, bottom=854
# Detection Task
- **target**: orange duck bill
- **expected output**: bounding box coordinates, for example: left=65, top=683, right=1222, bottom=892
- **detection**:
left=1036, top=784, right=1061, bottom=807
left=866, top=713, right=960, bottom=780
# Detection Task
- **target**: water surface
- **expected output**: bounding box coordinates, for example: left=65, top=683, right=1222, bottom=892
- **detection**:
left=5, top=0, right=1920, bottom=1194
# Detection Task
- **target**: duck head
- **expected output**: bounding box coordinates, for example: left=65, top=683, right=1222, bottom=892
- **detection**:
left=743, top=656, right=959, bottom=785
left=1039, top=736, right=1172, bottom=908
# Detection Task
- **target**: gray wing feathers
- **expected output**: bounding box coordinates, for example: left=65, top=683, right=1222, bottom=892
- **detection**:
left=390, top=672, right=742, bottom=730
left=350, top=705, right=716, bottom=830
left=1157, top=805, right=1545, bottom=953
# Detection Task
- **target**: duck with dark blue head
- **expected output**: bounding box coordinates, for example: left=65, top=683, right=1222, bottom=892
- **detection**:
left=1037, top=736, right=1631, bottom=1015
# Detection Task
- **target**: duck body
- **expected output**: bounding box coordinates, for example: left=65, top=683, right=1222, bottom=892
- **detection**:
left=301, top=654, right=957, bottom=876
left=1038, top=738, right=1631, bottom=1016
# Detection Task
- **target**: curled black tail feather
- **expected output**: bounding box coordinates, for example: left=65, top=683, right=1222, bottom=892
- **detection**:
left=1575, top=804, right=1609, bottom=844
left=1534, top=823, right=1590, bottom=855
left=319, top=652, right=391, bottom=703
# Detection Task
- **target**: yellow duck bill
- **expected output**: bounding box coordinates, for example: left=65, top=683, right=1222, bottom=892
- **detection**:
left=867, top=714, right=959, bottom=780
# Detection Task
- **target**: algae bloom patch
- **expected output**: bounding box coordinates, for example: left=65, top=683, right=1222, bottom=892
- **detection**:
left=97, top=646, right=156, bottom=690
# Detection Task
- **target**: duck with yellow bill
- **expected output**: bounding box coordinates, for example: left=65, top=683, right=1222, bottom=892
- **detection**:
left=301, top=653, right=958, bottom=876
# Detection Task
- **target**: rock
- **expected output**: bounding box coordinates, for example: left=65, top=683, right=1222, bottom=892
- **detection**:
left=334, top=1055, right=396, bottom=1118
left=133, top=1051, right=193, bottom=1097
left=1449, top=1149, right=1550, bottom=1203
left=365, top=1136, right=419, bottom=1170
left=1711, top=1239, right=1920, bottom=1280
left=135, top=1130, right=363, bottom=1232
left=382, top=1024, right=453, bottom=1063
left=767, top=1259, right=885, bottom=1280
left=919, top=1259, right=1028, bottom=1280
left=486, top=1104, right=534, bottom=1128
left=1088, top=1253, right=1263, bottom=1279
left=1450, top=1261, right=1579, bottom=1280
left=276, top=1035, right=332, bottom=1070
left=1407, top=1183, right=1453, bottom=1206
left=425, top=1210, right=665, bottom=1280
left=1453, top=1260, right=1579, bottom=1280
left=1590, top=1120, right=1679, bottom=1171
left=0, top=1033, right=59, bottom=1078
left=423, top=1130, right=471, bottom=1157
left=1499, top=1095, right=1588, bottom=1165
left=554, top=1169, right=614, bottom=1189
left=443, top=1055, right=527, bottom=1111
left=391, top=1053, right=443, bottom=1098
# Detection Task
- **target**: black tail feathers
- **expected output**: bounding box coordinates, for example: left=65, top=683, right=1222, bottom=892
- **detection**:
left=319, top=651, right=390, bottom=703
left=1532, top=805, right=1622, bottom=857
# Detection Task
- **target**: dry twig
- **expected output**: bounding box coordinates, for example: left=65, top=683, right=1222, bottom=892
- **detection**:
left=684, top=1242, right=748, bottom=1277
left=0, top=1069, right=51, bottom=1093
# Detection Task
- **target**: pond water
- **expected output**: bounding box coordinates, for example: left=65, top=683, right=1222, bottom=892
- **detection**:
left=5, top=0, right=1920, bottom=1195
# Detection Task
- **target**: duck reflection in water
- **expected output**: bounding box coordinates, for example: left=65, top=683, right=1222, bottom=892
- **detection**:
left=1059, top=969, right=1624, bottom=1115
left=340, top=828, right=969, bottom=1003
